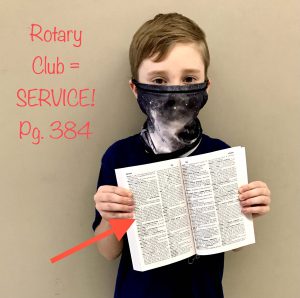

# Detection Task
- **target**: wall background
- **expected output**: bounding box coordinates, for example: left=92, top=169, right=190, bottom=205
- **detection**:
left=1, top=0, right=299, bottom=297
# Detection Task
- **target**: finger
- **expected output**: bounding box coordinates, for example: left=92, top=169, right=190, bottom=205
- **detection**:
left=239, top=187, right=270, bottom=201
left=95, top=192, right=134, bottom=206
left=97, top=202, right=135, bottom=213
left=240, top=195, right=270, bottom=207
left=239, top=181, right=267, bottom=193
left=101, top=211, right=134, bottom=220
left=98, top=185, right=132, bottom=197
left=242, top=205, right=270, bottom=215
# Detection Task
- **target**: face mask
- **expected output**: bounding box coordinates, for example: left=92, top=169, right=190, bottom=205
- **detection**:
left=132, top=79, right=209, bottom=154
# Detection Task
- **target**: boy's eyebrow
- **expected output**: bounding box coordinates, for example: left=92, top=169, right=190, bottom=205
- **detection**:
left=146, top=70, right=168, bottom=77
left=146, top=69, right=201, bottom=77
left=182, top=68, right=202, bottom=74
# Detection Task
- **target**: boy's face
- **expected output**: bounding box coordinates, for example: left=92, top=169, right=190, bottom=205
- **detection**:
left=129, top=42, right=210, bottom=152
left=129, top=42, right=210, bottom=90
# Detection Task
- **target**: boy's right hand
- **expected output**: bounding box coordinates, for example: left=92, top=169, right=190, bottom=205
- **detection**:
left=94, top=185, right=134, bottom=221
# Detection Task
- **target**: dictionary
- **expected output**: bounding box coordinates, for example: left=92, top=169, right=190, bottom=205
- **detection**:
left=115, top=147, right=255, bottom=271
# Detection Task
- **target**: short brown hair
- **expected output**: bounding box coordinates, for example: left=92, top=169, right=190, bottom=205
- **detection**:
left=129, top=13, right=210, bottom=80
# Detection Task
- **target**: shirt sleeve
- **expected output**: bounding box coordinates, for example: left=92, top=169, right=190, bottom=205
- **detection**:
left=92, top=147, right=118, bottom=231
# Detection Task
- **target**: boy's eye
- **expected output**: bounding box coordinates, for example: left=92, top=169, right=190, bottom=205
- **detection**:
left=152, top=78, right=166, bottom=85
left=183, top=76, right=197, bottom=84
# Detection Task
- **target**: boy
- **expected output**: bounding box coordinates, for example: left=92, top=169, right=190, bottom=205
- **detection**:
left=93, top=13, right=271, bottom=298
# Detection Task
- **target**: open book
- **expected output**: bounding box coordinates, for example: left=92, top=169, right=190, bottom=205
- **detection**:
left=115, top=147, right=255, bottom=271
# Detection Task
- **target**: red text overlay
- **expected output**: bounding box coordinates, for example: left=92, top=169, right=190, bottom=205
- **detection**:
left=17, top=24, right=96, bottom=145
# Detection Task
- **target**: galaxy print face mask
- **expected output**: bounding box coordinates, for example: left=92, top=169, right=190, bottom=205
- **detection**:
left=132, top=79, right=209, bottom=154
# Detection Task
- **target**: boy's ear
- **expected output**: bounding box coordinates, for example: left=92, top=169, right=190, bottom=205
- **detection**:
left=206, top=78, right=211, bottom=93
left=129, top=79, right=138, bottom=98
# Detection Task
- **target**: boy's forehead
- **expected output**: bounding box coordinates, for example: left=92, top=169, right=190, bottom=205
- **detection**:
left=139, top=43, right=205, bottom=76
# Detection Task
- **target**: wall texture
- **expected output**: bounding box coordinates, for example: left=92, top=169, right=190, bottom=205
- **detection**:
left=1, top=0, right=299, bottom=297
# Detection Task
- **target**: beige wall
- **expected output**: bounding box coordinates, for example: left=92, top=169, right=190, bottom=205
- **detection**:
left=1, top=0, right=299, bottom=297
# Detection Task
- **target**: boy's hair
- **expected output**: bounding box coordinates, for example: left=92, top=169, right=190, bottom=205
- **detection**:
left=129, top=13, right=210, bottom=80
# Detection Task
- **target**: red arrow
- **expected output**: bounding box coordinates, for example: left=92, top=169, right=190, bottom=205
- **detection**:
left=50, top=218, right=135, bottom=264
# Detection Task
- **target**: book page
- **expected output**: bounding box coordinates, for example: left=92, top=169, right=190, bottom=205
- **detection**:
left=115, top=159, right=195, bottom=271
left=180, top=147, right=255, bottom=255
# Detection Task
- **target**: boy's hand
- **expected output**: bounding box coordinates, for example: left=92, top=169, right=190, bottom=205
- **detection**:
left=94, top=185, right=134, bottom=221
left=239, top=181, right=271, bottom=218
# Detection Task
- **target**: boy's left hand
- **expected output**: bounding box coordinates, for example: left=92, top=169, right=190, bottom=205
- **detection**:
left=239, top=181, right=271, bottom=218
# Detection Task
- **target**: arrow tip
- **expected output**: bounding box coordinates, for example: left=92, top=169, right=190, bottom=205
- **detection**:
left=109, top=218, right=135, bottom=241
